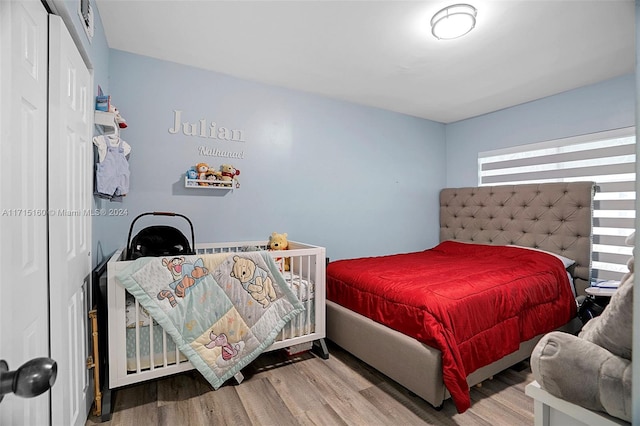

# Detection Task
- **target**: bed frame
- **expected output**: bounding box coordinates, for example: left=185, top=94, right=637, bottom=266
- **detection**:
left=327, top=181, right=595, bottom=409
left=107, top=240, right=327, bottom=390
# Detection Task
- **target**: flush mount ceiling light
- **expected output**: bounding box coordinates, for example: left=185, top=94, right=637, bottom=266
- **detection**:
left=431, top=4, right=477, bottom=40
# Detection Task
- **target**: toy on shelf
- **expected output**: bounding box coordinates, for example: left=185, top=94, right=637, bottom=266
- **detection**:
left=195, top=163, right=209, bottom=186
left=94, top=97, right=128, bottom=135
left=220, top=164, right=240, bottom=188
left=108, top=105, right=127, bottom=129
left=185, top=163, right=235, bottom=190
left=206, top=167, right=222, bottom=186
left=95, top=85, right=110, bottom=111
left=185, top=168, right=199, bottom=186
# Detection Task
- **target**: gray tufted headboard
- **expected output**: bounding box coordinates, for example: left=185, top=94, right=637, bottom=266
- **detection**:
left=439, top=182, right=595, bottom=296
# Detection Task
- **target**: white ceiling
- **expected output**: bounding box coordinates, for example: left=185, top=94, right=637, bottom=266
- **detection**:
left=95, top=0, right=635, bottom=124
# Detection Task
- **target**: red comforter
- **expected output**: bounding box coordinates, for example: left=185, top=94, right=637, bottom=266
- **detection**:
left=326, top=241, right=576, bottom=413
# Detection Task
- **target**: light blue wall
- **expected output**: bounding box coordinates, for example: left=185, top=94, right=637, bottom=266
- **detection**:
left=50, top=0, right=110, bottom=92
left=445, top=73, right=635, bottom=188
left=94, top=50, right=446, bottom=263
left=95, top=50, right=635, bottom=264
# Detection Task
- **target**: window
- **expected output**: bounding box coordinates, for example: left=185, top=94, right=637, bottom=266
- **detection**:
left=478, top=127, right=636, bottom=281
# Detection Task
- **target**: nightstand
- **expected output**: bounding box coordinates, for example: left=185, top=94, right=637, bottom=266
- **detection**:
left=584, top=286, right=617, bottom=298
left=578, top=281, right=619, bottom=324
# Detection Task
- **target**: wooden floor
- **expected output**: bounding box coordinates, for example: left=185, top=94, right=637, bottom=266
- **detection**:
left=87, top=341, right=536, bottom=426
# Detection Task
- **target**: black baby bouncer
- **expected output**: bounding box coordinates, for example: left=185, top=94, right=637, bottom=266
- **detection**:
left=125, top=211, right=196, bottom=260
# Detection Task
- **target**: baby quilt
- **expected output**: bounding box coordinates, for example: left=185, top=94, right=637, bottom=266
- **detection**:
left=116, top=251, right=304, bottom=388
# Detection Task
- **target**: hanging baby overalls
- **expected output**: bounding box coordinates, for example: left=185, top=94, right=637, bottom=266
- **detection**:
left=94, top=135, right=131, bottom=200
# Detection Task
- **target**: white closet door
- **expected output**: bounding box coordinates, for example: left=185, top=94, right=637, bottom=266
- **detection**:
left=0, top=0, right=51, bottom=424
left=48, top=14, right=93, bottom=426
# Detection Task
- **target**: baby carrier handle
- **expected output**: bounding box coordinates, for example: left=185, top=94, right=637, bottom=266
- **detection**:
left=126, top=211, right=196, bottom=258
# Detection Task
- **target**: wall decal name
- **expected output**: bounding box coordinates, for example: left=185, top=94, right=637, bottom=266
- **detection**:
left=198, top=146, right=245, bottom=159
left=168, top=110, right=246, bottom=142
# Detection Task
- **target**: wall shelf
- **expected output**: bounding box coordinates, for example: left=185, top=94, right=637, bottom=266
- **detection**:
left=184, top=176, right=235, bottom=190
left=94, top=111, right=118, bottom=135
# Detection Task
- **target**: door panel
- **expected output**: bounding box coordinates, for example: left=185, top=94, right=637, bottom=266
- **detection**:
left=0, top=0, right=51, bottom=424
left=48, top=14, right=93, bottom=426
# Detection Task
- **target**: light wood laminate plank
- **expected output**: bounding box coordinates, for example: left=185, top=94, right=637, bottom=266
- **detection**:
left=87, top=341, right=536, bottom=426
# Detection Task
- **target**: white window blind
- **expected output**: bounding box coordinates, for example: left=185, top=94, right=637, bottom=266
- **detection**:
left=478, top=127, right=636, bottom=281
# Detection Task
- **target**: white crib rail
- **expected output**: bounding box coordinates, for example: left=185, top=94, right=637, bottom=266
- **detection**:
left=195, top=241, right=326, bottom=351
left=107, top=240, right=326, bottom=389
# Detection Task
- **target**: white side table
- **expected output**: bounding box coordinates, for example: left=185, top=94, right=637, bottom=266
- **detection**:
left=578, top=282, right=619, bottom=324
left=585, top=286, right=617, bottom=297
left=525, top=381, right=629, bottom=426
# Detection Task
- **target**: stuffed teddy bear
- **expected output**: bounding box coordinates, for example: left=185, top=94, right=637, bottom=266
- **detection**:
left=229, top=255, right=276, bottom=308
left=530, top=232, right=634, bottom=423
left=269, top=232, right=290, bottom=271
left=205, top=168, right=222, bottom=186
left=220, top=164, right=240, bottom=188
left=195, top=162, right=210, bottom=186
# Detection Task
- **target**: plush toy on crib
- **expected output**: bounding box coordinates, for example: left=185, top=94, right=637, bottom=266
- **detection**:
left=269, top=232, right=290, bottom=271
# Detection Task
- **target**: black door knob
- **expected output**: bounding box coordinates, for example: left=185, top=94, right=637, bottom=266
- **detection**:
left=0, top=358, right=57, bottom=403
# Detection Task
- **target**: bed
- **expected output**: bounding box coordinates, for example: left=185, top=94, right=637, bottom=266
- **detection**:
left=107, top=240, right=327, bottom=391
left=326, top=181, right=594, bottom=413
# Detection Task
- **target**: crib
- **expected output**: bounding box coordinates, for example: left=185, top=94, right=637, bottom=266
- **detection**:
left=106, top=240, right=327, bottom=390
